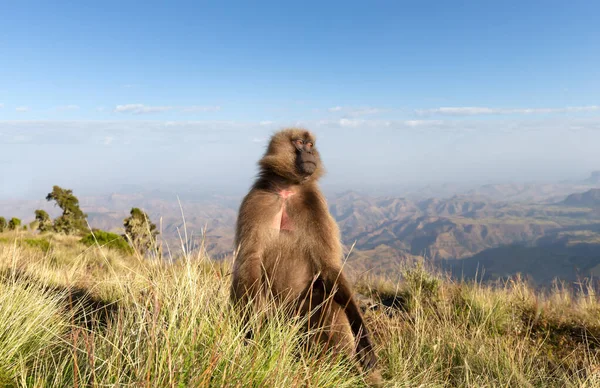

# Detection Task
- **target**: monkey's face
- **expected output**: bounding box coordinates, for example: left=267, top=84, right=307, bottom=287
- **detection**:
left=293, top=137, right=317, bottom=176
left=259, top=128, right=324, bottom=183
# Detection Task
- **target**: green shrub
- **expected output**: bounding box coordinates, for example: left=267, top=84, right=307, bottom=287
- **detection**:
left=80, top=230, right=133, bottom=254
left=22, top=238, right=51, bottom=253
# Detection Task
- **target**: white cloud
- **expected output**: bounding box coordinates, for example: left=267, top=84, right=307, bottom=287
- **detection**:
left=562, top=106, right=600, bottom=113
left=416, top=105, right=600, bottom=116
left=259, top=120, right=274, bottom=126
left=56, top=104, right=80, bottom=111
left=416, top=107, right=496, bottom=116
left=0, top=103, right=4, bottom=109
left=179, top=105, right=221, bottom=113
left=314, top=118, right=450, bottom=131
left=328, top=106, right=388, bottom=116
left=0, top=120, right=266, bottom=146
left=3, top=117, right=599, bottom=148
left=352, top=108, right=386, bottom=116
left=15, top=106, right=30, bottom=112
left=115, top=104, right=173, bottom=114
left=96, top=106, right=106, bottom=112
left=12, top=135, right=31, bottom=143
left=339, top=118, right=365, bottom=127
left=404, top=120, right=444, bottom=127
left=115, top=104, right=222, bottom=115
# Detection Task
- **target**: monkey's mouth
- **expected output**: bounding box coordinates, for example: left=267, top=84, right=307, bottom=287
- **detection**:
left=299, top=160, right=317, bottom=174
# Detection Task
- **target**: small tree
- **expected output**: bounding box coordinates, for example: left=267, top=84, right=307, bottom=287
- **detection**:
left=123, top=208, right=158, bottom=256
left=46, top=185, right=87, bottom=235
left=35, top=209, right=52, bottom=232
left=0, top=217, right=6, bottom=232
left=8, top=217, right=21, bottom=231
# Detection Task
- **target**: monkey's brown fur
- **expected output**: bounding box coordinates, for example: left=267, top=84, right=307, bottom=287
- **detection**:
left=231, top=128, right=379, bottom=380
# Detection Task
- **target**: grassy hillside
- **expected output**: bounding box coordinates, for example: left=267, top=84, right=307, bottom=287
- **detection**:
left=0, top=231, right=599, bottom=387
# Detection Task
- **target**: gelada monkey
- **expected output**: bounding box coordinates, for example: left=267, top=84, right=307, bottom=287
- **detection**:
left=231, top=128, right=380, bottom=382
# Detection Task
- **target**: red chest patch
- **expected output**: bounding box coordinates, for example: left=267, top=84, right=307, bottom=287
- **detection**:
left=280, top=205, right=293, bottom=231
left=271, top=189, right=296, bottom=232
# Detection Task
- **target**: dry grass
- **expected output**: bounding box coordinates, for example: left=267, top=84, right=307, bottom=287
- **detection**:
left=0, top=231, right=599, bottom=387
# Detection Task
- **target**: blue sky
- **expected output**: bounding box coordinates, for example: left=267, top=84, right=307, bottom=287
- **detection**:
left=1, top=1, right=599, bottom=198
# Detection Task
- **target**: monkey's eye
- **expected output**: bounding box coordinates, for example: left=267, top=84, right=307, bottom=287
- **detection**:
left=294, top=139, right=304, bottom=146
left=306, top=142, right=313, bottom=148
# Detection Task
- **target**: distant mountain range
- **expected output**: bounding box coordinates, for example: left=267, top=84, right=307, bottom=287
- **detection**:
left=562, top=188, right=600, bottom=207
left=336, top=188, right=600, bottom=285
left=2, top=172, right=600, bottom=287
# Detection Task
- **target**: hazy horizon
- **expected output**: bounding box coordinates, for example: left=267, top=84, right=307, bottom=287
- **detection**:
left=2, top=1, right=599, bottom=199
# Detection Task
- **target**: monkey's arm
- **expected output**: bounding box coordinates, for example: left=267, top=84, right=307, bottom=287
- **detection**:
left=308, top=190, right=377, bottom=370
left=320, top=267, right=377, bottom=370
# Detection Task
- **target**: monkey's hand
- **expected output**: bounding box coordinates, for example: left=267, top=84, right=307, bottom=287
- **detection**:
left=356, top=333, right=377, bottom=371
